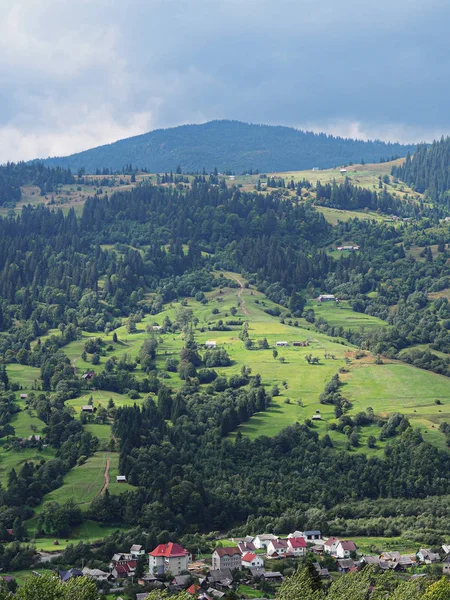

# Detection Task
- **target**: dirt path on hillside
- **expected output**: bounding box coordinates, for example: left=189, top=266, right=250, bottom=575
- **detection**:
left=98, top=452, right=110, bottom=496
left=229, top=274, right=250, bottom=316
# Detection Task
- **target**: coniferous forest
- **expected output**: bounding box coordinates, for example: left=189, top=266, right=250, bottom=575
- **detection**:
left=1, top=156, right=450, bottom=596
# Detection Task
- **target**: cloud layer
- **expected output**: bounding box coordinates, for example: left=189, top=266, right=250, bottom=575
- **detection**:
left=0, top=0, right=449, bottom=162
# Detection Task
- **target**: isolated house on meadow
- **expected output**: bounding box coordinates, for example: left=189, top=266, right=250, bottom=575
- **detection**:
left=316, top=294, right=335, bottom=302
left=116, top=475, right=127, bottom=483
left=205, top=340, right=217, bottom=349
left=275, top=341, right=288, bottom=347
left=82, top=370, right=95, bottom=380
left=81, top=405, right=95, bottom=413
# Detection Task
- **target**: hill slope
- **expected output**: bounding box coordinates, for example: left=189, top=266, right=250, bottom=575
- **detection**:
left=392, top=137, right=450, bottom=202
left=37, top=120, right=416, bottom=173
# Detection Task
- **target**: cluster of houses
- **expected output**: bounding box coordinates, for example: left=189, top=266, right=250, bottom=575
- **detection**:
left=55, top=535, right=450, bottom=599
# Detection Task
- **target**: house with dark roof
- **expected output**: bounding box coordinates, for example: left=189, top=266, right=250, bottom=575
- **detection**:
left=237, top=541, right=256, bottom=554
left=303, top=530, right=321, bottom=541
left=337, top=559, right=355, bottom=573
left=212, top=547, right=242, bottom=571
left=149, top=542, right=189, bottom=576
left=335, top=540, right=357, bottom=558
left=172, top=574, right=191, bottom=588
left=266, top=539, right=288, bottom=557
left=207, top=568, right=232, bottom=583
left=112, top=562, right=136, bottom=579
left=59, top=568, right=83, bottom=582
left=262, top=571, right=283, bottom=582
left=417, top=549, right=441, bottom=564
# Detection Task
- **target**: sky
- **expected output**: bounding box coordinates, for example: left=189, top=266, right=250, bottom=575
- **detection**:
left=0, top=0, right=449, bottom=162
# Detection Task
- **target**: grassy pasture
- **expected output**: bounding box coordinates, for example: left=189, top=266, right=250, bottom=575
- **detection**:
left=0, top=446, right=55, bottom=486
left=306, top=300, right=386, bottom=330
left=36, top=451, right=133, bottom=511
left=5, top=365, right=40, bottom=390
left=343, top=360, right=450, bottom=449
left=27, top=520, right=125, bottom=552
left=316, top=206, right=386, bottom=225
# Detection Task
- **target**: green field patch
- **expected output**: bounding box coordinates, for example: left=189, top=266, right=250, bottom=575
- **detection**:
left=37, top=451, right=133, bottom=510
left=317, top=206, right=386, bottom=225
left=67, top=390, right=139, bottom=415
left=344, top=361, right=450, bottom=448
left=0, top=446, right=56, bottom=486
left=307, top=300, right=386, bottom=331
left=10, top=409, right=44, bottom=439
left=5, top=365, right=41, bottom=390
left=26, top=520, right=125, bottom=552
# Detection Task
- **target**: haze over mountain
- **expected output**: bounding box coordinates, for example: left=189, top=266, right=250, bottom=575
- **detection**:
left=37, top=120, right=416, bottom=173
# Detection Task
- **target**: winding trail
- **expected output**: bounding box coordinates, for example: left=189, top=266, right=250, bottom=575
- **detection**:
left=229, top=274, right=250, bottom=316
left=99, top=452, right=110, bottom=496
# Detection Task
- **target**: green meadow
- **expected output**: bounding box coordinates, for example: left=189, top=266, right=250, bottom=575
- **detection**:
left=343, top=361, right=450, bottom=449
left=36, top=451, right=134, bottom=511
left=4, top=269, right=450, bottom=545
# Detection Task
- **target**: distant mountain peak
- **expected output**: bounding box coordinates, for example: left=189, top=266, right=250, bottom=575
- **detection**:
left=36, top=120, right=416, bottom=173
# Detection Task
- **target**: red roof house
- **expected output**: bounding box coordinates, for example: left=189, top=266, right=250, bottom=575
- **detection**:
left=149, top=542, right=189, bottom=576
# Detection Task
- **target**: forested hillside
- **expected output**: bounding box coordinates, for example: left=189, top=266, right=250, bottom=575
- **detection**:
left=37, top=120, right=416, bottom=173
left=0, top=162, right=74, bottom=207
left=392, top=137, right=450, bottom=204
left=2, top=165, right=450, bottom=581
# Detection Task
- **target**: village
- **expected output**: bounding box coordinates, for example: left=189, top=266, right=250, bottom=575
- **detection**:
left=47, top=530, right=450, bottom=599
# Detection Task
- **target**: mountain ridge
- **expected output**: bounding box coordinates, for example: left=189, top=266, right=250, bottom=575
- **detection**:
left=35, top=119, right=417, bottom=174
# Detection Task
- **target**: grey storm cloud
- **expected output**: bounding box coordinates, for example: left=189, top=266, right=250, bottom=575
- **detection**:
left=0, top=0, right=449, bottom=162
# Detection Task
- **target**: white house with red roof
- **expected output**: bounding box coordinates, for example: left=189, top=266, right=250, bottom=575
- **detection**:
left=241, top=552, right=264, bottom=568
left=335, top=540, right=357, bottom=559
left=148, top=542, right=189, bottom=576
left=287, top=537, right=307, bottom=557
left=324, top=537, right=340, bottom=556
